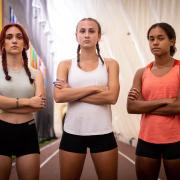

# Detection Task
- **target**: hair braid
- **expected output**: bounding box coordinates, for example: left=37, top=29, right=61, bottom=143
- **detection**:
left=77, top=44, right=81, bottom=67
left=96, top=43, right=104, bottom=65
left=22, top=49, right=34, bottom=84
left=2, top=49, right=11, bottom=80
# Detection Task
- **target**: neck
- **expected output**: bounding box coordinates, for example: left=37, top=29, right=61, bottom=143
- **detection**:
left=154, top=54, right=173, bottom=66
left=6, top=54, right=23, bottom=68
left=80, top=48, right=98, bottom=62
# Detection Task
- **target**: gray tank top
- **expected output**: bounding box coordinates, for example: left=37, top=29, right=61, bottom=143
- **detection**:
left=0, top=64, right=37, bottom=98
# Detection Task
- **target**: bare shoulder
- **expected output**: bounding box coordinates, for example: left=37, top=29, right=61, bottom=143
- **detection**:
left=104, top=58, right=119, bottom=67
left=135, top=67, right=145, bottom=76
left=29, top=67, right=42, bottom=79
left=57, top=59, right=72, bottom=68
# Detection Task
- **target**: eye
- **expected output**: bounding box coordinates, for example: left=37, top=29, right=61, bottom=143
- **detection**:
left=157, top=36, right=165, bottom=41
left=5, top=34, right=13, bottom=40
left=79, top=29, right=85, bottom=33
left=149, top=37, right=154, bottom=42
left=16, top=34, right=23, bottom=40
left=89, top=29, right=95, bottom=33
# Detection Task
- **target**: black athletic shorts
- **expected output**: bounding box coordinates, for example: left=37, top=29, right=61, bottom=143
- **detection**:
left=0, top=119, right=40, bottom=157
left=136, top=138, right=180, bottom=160
left=59, top=131, right=117, bottom=153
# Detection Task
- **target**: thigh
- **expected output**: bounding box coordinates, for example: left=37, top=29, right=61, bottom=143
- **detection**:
left=89, top=132, right=117, bottom=153
left=16, top=154, right=40, bottom=180
left=15, top=120, right=40, bottom=156
left=162, top=141, right=180, bottom=180
left=91, top=148, right=118, bottom=180
left=136, top=156, right=161, bottom=180
left=136, top=139, right=161, bottom=159
left=0, top=155, right=12, bottom=180
left=136, top=139, right=162, bottom=180
left=59, top=131, right=87, bottom=153
left=59, top=150, right=86, bottom=180
left=163, top=159, right=180, bottom=180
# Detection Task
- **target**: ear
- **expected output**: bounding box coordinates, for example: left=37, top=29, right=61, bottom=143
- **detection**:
left=170, top=39, right=175, bottom=46
left=98, top=34, right=101, bottom=42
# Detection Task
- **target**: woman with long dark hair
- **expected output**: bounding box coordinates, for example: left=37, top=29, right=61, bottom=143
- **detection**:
left=54, top=18, right=120, bottom=180
left=0, top=23, right=46, bottom=180
left=127, top=22, right=180, bottom=180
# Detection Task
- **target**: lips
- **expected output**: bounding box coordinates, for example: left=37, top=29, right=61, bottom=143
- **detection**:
left=84, top=40, right=90, bottom=43
left=11, top=46, right=18, bottom=49
left=152, top=48, right=160, bottom=51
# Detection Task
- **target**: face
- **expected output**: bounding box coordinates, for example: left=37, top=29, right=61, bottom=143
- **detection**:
left=76, top=20, right=101, bottom=48
left=4, top=26, right=25, bottom=55
left=148, top=26, right=174, bottom=56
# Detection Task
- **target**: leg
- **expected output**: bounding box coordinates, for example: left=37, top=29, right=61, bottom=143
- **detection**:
left=163, top=159, right=180, bottom=180
left=59, top=150, right=86, bottom=180
left=16, top=154, right=40, bottom=180
left=0, top=155, right=12, bottom=180
left=136, top=156, right=161, bottom=180
left=91, top=148, right=118, bottom=180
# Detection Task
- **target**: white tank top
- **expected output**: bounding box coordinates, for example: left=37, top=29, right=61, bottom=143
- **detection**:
left=64, top=59, right=113, bottom=135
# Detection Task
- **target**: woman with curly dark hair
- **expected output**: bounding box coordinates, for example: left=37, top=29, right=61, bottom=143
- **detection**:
left=127, top=22, right=180, bottom=180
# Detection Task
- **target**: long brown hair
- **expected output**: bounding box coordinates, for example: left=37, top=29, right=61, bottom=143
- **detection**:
left=0, top=23, right=34, bottom=83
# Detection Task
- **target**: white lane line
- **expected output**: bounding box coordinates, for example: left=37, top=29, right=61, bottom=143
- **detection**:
left=40, top=139, right=59, bottom=152
left=40, top=149, right=59, bottom=168
left=118, top=150, right=161, bottom=180
left=118, top=150, right=135, bottom=165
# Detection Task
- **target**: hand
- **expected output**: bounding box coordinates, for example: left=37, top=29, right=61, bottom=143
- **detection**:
left=29, top=94, right=46, bottom=108
left=128, top=87, right=140, bottom=100
left=53, top=79, right=69, bottom=89
left=161, top=98, right=176, bottom=104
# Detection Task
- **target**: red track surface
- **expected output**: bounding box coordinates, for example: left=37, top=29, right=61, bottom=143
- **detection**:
left=9, top=139, right=166, bottom=180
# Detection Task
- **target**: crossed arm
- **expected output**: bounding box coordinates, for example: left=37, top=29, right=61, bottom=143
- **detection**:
left=127, top=68, right=179, bottom=115
left=53, top=59, right=120, bottom=105
left=0, top=70, right=46, bottom=114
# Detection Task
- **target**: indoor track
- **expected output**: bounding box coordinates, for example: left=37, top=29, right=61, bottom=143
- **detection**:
left=9, top=139, right=166, bottom=180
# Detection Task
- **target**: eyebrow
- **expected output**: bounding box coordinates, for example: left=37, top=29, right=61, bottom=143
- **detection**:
left=6, top=33, right=23, bottom=36
left=149, top=34, right=165, bottom=38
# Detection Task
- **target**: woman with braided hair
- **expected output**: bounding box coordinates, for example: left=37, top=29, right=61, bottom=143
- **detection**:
left=0, top=23, right=46, bottom=180
left=54, top=17, right=120, bottom=180
left=127, top=22, right=180, bottom=180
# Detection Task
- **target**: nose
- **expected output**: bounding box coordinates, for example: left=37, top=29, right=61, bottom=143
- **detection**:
left=85, top=31, right=89, bottom=37
left=12, top=36, right=17, bottom=43
left=153, top=39, right=159, bottom=45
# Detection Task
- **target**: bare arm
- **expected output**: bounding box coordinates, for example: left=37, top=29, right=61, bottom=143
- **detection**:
left=3, top=70, right=46, bottom=113
left=79, top=59, right=120, bottom=105
left=127, top=68, right=169, bottom=114
left=53, top=60, right=105, bottom=103
left=151, top=90, right=180, bottom=115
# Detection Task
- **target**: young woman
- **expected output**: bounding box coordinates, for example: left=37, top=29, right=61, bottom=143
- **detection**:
left=54, top=18, right=120, bottom=180
left=0, top=23, right=46, bottom=180
left=127, top=22, right=180, bottom=180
